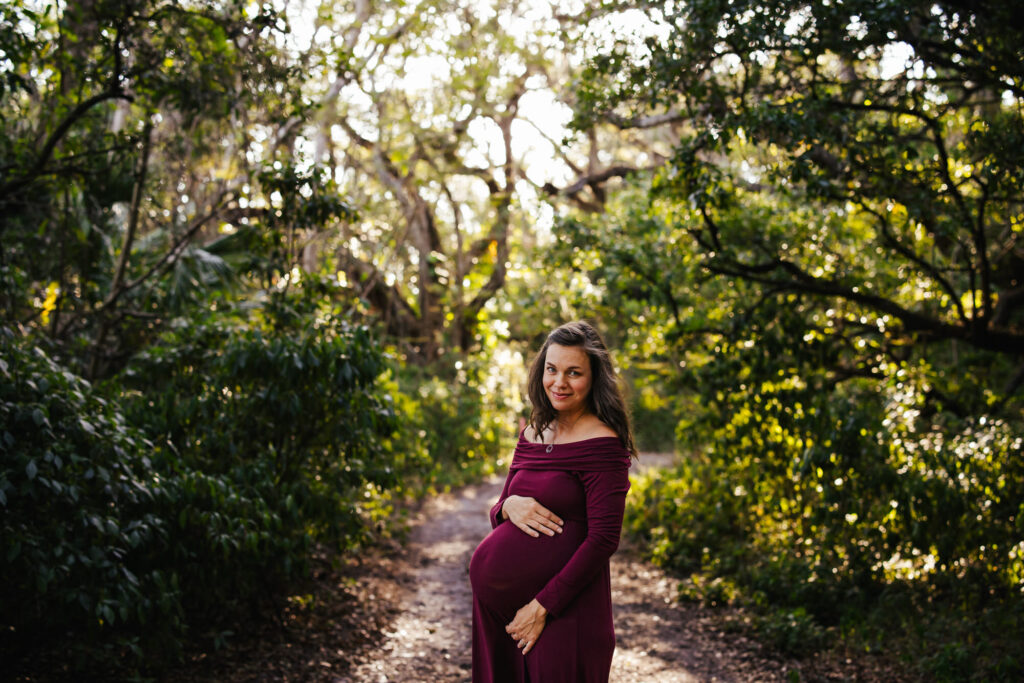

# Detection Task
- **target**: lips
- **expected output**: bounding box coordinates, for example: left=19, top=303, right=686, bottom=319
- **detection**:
left=550, top=392, right=572, bottom=400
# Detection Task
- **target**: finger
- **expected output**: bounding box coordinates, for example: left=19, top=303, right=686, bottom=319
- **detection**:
left=522, top=639, right=535, bottom=655
left=541, top=521, right=562, bottom=533
left=517, top=521, right=538, bottom=537
left=531, top=518, right=561, bottom=533
left=539, top=509, right=564, bottom=526
left=536, top=521, right=556, bottom=536
left=530, top=504, right=561, bottom=523
left=536, top=518, right=561, bottom=535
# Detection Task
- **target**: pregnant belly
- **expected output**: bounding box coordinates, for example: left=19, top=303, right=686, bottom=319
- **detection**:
left=469, top=519, right=584, bottom=619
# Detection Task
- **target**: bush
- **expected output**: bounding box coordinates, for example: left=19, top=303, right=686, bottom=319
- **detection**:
left=116, top=284, right=399, bottom=622
left=1, top=281, right=402, bottom=674
left=0, top=325, right=183, bottom=670
left=625, top=359, right=1024, bottom=678
left=385, top=351, right=513, bottom=492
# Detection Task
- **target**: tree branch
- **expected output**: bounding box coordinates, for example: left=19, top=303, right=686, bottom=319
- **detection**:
left=605, top=110, right=685, bottom=129
left=0, top=88, right=131, bottom=202
left=706, top=255, right=1024, bottom=355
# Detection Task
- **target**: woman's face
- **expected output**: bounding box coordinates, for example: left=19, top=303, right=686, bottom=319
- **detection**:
left=542, top=343, right=592, bottom=415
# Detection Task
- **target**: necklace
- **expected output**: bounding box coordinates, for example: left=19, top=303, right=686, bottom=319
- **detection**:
left=546, top=412, right=585, bottom=453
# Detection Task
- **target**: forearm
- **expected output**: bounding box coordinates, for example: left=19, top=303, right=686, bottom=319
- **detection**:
left=489, top=471, right=515, bottom=528
left=535, top=470, right=628, bottom=616
left=535, top=535, right=617, bottom=615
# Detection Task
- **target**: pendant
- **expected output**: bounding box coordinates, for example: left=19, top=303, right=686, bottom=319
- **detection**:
left=545, top=444, right=553, bottom=453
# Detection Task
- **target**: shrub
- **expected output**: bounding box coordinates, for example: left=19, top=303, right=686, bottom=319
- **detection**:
left=0, top=326, right=183, bottom=670
left=625, top=361, right=1024, bottom=677
left=116, top=284, right=399, bottom=622
left=385, top=351, right=513, bottom=492
left=1, top=281, right=402, bottom=674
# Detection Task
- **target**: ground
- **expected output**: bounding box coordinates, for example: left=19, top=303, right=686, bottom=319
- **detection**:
left=171, top=460, right=907, bottom=682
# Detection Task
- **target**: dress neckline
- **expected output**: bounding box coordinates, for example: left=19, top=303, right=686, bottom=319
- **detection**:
left=510, top=431, right=631, bottom=471
left=518, top=433, right=620, bottom=448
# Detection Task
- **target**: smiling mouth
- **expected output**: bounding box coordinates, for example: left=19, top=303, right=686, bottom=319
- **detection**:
left=551, top=391, right=571, bottom=399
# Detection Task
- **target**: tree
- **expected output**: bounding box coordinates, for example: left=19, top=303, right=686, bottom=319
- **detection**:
left=272, top=0, right=669, bottom=361
left=573, top=0, right=1023, bottom=400
left=0, top=0, right=339, bottom=378
left=555, top=2, right=1024, bottom=673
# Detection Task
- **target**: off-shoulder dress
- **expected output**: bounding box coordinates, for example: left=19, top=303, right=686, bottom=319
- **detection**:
left=469, top=432, right=631, bottom=682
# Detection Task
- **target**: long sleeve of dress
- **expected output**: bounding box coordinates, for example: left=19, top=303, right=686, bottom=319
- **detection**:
left=488, top=469, right=515, bottom=529
left=534, top=468, right=630, bottom=617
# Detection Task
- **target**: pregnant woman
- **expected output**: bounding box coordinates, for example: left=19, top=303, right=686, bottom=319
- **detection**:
left=470, top=321, right=636, bottom=682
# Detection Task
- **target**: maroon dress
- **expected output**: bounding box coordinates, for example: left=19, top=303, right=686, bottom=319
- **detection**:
left=469, top=433, right=631, bottom=682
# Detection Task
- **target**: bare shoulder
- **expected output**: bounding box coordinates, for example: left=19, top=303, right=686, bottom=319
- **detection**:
left=522, top=424, right=540, bottom=443
left=580, top=415, right=617, bottom=440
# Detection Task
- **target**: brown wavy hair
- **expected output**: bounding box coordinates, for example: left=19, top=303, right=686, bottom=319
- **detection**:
left=527, top=321, right=637, bottom=458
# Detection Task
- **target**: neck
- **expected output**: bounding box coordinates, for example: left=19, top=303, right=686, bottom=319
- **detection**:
left=555, top=408, right=587, bottom=432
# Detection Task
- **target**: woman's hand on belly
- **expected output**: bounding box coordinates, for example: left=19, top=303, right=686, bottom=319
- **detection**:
left=505, top=598, right=548, bottom=655
left=502, top=496, right=564, bottom=538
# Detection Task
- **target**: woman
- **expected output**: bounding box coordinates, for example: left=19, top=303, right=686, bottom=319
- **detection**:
left=469, top=321, right=636, bottom=682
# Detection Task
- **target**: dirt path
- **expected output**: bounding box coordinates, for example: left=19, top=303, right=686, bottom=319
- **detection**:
left=344, top=479, right=497, bottom=682
left=340, top=469, right=830, bottom=683
left=171, top=460, right=900, bottom=682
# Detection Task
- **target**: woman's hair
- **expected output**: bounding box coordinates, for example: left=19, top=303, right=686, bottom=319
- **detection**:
left=527, top=321, right=637, bottom=458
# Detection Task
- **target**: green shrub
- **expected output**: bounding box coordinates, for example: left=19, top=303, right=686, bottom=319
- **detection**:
left=0, top=326, right=184, bottom=669
left=627, top=380, right=678, bottom=453
left=625, top=361, right=1024, bottom=677
left=1, top=281, right=402, bottom=674
left=754, top=607, right=827, bottom=657
left=116, top=284, right=399, bottom=618
left=386, top=351, right=512, bottom=492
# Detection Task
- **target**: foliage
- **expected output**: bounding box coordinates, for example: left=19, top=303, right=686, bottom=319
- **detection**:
left=277, top=0, right=669, bottom=361
left=385, top=352, right=512, bottom=493
left=563, top=0, right=1024, bottom=678
left=0, top=0, right=308, bottom=378
left=118, top=277, right=399, bottom=557
left=1, top=324, right=183, bottom=669
left=574, top=0, right=1024, bottom=366
left=0, top=277, right=403, bottom=674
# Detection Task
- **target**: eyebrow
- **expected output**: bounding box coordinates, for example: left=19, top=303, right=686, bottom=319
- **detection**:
left=546, top=362, right=584, bottom=370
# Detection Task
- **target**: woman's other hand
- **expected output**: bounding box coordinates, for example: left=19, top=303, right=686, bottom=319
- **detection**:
left=505, top=599, right=548, bottom=655
left=502, top=495, right=564, bottom=537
